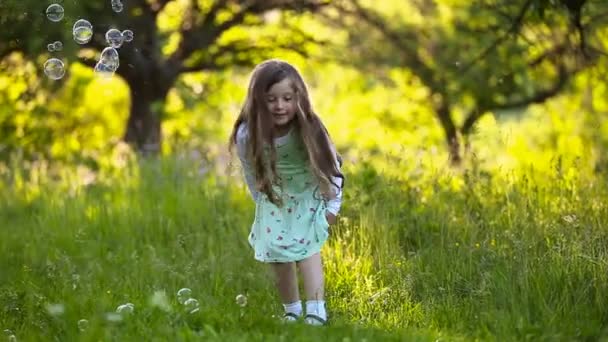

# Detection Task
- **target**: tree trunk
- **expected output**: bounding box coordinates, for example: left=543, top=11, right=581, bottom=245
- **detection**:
left=123, top=86, right=164, bottom=155
left=121, top=57, right=177, bottom=155
left=434, top=101, right=462, bottom=165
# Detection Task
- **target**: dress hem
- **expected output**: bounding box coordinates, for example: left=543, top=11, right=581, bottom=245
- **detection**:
left=252, top=244, right=326, bottom=263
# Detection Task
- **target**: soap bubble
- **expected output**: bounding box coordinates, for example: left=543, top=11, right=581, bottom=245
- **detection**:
left=116, top=303, right=134, bottom=314
left=73, top=19, right=93, bottom=45
left=99, top=47, right=120, bottom=70
left=53, top=41, right=63, bottom=51
left=177, top=287, right=192, bottom=304
left=94, top=46, right=120, bottom=79
left=121, top=30, right=134, bottom=43
left=46, top=4, right=64, bottom=22
left=111, top=0, right=124, bottom=13
left=176, top=288, right=192, bottom=304
left=43, top=58, right=65, bottom=80
left=184, top=298, right=199, bottom=314
left=105, top=29, right=124, bottom=48
left=235, top=294, right=247, bottom=307
left=94, top=62, right=115, bottom=79
left=77, top=319, right=89, bottom=332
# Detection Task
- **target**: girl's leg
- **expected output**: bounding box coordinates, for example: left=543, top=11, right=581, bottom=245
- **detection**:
left=270, top=262, right=302, bottom=319
left=296, top=252, right=324, bottom=300
left=270, top=261, right=300, bottom=302
left=297, top=252, right=328, bottom=325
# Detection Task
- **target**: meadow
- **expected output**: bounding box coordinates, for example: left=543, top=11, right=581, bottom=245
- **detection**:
left=1, top=140, right=607, bottom=341
left=2, top=0, right=608, bottom=339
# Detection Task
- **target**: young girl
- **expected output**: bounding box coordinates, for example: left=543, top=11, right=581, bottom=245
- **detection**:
left=229, top=59, right=344, bottom=326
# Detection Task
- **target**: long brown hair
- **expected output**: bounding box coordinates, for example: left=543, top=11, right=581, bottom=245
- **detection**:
left=228, top=59, right=343, bottom=207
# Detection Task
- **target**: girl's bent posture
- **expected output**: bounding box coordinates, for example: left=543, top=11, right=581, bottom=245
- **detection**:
left=229, top=59, right=344, bottom=326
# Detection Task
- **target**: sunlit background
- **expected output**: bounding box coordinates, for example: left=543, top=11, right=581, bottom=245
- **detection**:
left=1, top=1, right=607, bottom=341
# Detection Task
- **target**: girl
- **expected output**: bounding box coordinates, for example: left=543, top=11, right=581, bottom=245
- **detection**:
left=229, top=59, right=344, bottom=326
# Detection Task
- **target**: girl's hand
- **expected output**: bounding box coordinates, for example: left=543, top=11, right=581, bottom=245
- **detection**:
left=325, top=212, right=337, bottom=225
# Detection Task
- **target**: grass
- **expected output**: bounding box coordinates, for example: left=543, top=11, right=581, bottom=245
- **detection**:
left=1, top=154, right=607, bottom=341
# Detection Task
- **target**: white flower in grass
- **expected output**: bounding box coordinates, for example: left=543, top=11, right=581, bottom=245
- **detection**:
left=149, top=290, right=171, bottom=312
left=105, top=312, right=123, bottom=323
left=45, top=303, right=65, bottom=316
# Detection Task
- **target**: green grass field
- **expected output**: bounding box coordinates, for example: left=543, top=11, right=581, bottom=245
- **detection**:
left=1, top=154, right=607, bottom=341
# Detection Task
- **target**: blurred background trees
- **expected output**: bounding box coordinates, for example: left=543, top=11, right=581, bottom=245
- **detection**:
left=0, top=0, right=607, bottom=170
left=328, top=0, right=608, bottom=163
left=0, top=0, right=329, bottom=157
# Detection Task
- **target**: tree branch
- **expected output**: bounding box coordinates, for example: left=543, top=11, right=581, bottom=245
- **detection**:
left=168, top=0, right=328, bottom=72
left=336, top=0, right=439, bottom=87
left=77, top=56, right=97, bottom=69
left=179, top=35, right=313, bottom=73
left=459, top=0, right=534, bottom=74
left=150, top=0, right=173, bottom=14
left=461, top=64, right=572, bottom=136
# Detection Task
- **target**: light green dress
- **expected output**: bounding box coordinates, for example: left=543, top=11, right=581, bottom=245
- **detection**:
left=245, top=126, right=330, bottom=263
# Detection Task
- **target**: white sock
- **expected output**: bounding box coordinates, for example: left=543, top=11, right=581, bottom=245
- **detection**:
left=282, top=301, right=303, bottom=316
left=305, top=300, right=327, bottom=320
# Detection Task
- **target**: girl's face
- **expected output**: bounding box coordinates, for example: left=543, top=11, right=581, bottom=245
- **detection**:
left=265, top=78, right=297, bottom=132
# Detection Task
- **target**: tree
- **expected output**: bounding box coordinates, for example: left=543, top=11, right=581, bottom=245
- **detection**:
left=1, top=0, right=328, bottom=154
left=326, top=0, right=608, bottom=164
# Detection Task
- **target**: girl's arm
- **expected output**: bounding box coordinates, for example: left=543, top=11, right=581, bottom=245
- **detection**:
left=326, top=142, right=343, bottom=216
left=236, top=123, right=259, bottom=202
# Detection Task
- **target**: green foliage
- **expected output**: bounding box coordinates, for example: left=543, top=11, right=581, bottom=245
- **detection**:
left=328, top=0, right=608, bottom=155
left=0, top=1, right=607, bottom=340
left=0, top=53, right=129, bottom=164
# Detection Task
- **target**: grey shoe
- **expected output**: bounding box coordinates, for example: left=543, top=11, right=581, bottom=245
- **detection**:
left=282, top=312, right=300, bottom=323
left=304, top=314, right=327, bottom=326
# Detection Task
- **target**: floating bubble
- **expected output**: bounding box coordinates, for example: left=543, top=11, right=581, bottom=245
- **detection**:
left=46, top=4, right=64, bottom=22
left=184, top=298, right=199, bottom=314
left=77, top=319, right=89, bottom=332
left=94, top=62, right=115, bottom=79
left=53, top=41, right=63, bottom=51
left=176, top=288, right=192, bottom=304
left=235, top=294, right=247, bottom=307
left=73, top=19, right=93, bottom=45
left=43, top=58, right=65, bottom=80
left=47, top=43, right=55, bottom=52
left=116, top=303, right=134, bottom=314
left=111, top=0, right=124, bottom=13
left=121, top=30, right=134, bottom=43
left=99, top=47, right=120, bottom=70
left=105, top=29, right=124, bottom=48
